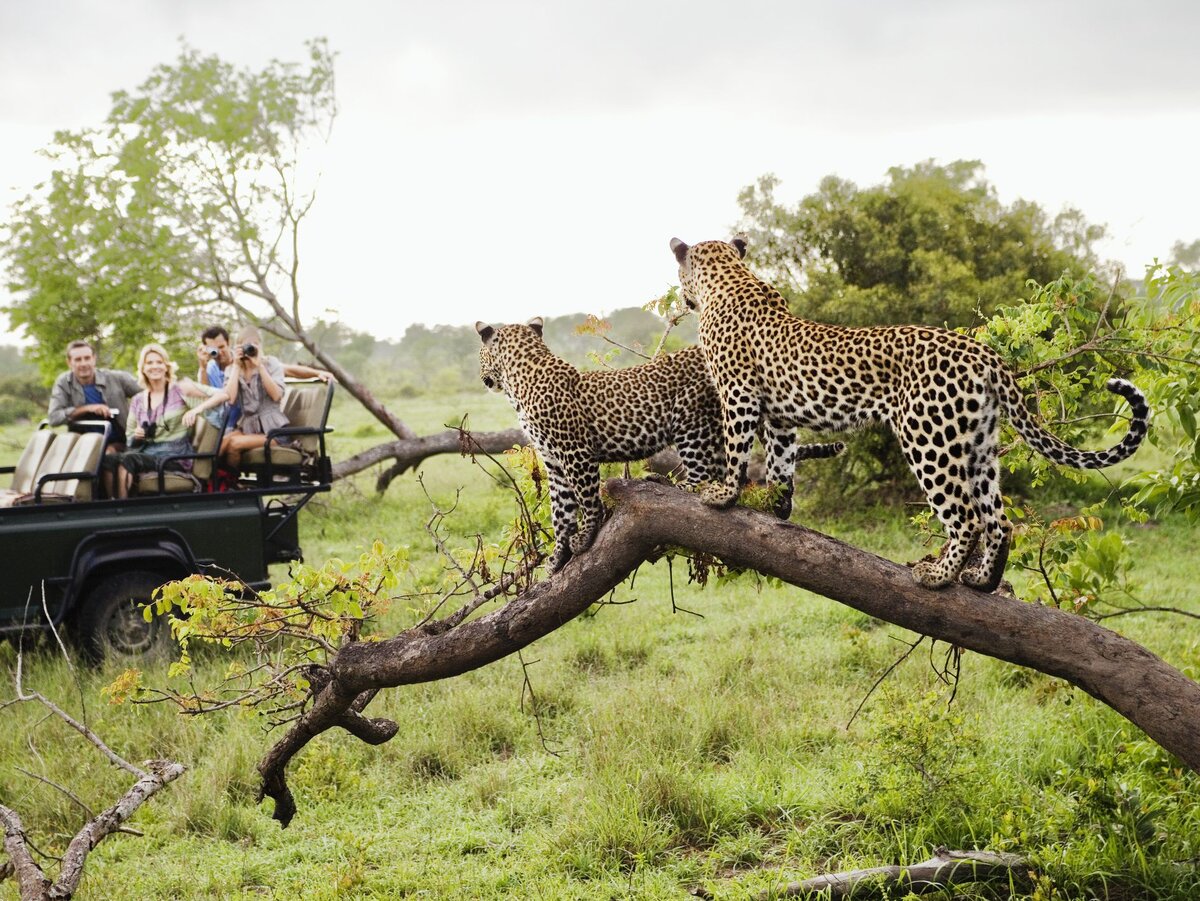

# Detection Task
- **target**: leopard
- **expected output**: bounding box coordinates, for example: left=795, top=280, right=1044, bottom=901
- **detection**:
left=669, top=236, right=1151, bottom=592
left=476, top=317, right=843, bottom=572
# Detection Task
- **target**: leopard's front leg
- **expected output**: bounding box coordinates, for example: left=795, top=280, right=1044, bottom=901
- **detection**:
left=564, top=456, right=604, bottom=560
left=703, top=383, right=758, bottom=508
left=542, top=461, right=578, bottom=574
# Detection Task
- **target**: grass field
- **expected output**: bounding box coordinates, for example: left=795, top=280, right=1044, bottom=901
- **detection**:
left=2, top=390, right=1199, bottom=899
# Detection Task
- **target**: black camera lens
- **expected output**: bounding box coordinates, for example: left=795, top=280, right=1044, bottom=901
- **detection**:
left=242, top=344, right=258, bottom=358
left=142, top=421, right=157, bottom=440
left=206, top=347, right=219, bottom=358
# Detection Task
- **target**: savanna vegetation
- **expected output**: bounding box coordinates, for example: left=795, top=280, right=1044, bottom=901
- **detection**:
left=3, top=40, right=1200, bottom=901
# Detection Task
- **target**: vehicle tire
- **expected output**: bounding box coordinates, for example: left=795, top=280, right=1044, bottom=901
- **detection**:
left=75, top=570, right=176, bottom=664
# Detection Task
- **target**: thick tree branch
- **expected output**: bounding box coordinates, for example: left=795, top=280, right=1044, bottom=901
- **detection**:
left=254, top=479, right=1200, bottom=826
left=330, top=428, right=530, bottom=488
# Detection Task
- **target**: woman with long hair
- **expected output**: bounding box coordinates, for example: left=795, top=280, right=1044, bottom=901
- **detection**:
left=103, top=343, right=225, bottom=498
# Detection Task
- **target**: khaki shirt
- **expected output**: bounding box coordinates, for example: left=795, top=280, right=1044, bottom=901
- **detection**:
left=47, top=368, right=141, bottom=427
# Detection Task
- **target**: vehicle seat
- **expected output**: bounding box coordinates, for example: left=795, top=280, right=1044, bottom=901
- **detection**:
left=239, top=380, right=333, bottom=483
left=0, top=430, right=56, bottom=505
left=31, top=432, right=105, bottom=502
left=0, top=432, right=80, bottom=507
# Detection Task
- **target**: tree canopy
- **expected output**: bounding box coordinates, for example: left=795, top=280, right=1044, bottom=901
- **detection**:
left=736, top=160, right=1108, bottom=328
left=2, top=39, right=336, bottom=379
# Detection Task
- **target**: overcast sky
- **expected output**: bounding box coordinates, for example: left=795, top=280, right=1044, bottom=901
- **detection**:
left=2, top=0, right=1198, bottom=347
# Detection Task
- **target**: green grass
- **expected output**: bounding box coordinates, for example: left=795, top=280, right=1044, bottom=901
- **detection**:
left=2, top=394, right=1200, bottom=899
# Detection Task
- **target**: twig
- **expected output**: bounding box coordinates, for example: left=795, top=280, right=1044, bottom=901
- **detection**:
left=847, top=635, right=925, bottom=729
left=1092, top=605, right=1200, bottom=623
left=517, top=651, right=563, bottom=758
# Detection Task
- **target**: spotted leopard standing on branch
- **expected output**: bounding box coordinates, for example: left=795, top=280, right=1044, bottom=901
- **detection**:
left=477, top=318, right=843, bottom=572
left=669, top=236, right=1150, bottom=592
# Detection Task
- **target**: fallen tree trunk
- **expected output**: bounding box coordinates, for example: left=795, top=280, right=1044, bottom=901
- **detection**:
left=757, top=848, right=1029, bottom=899
left=257, top=478, right=1200, bottom=826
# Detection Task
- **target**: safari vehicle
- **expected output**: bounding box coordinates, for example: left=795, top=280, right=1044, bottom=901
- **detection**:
left=0, top=379, right=335, bottom=661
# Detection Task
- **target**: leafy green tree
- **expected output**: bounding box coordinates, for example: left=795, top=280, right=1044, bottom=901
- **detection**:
left=3, top=42, right=339, bottom=380
left=737, top=160, right=1107, bottom=328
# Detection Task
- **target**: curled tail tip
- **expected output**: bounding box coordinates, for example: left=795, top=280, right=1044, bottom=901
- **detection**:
left=1105, top=377, right=1150, bottom=417
left=1106, top=377, right=1142, bottom=399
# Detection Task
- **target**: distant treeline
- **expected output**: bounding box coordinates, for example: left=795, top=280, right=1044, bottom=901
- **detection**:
left=296, top=306, right=697, bottom=397
left=0, top=307, right=696, bottom=422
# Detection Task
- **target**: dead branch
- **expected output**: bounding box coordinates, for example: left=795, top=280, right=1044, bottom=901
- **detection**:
left=2, top=682, right=185, bottom=900
left=251, top=479, right=1200, bottom=827
left=331, top=427, right=529, bottom=490
left=756, top=847, right=1029, bottom=898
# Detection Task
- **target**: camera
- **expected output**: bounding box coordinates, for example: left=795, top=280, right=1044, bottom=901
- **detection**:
left=205, top=347, right=220, bottom=358
left=242, top=343, right=258, bottom=358
left=141, top=421, right=157, bottom=441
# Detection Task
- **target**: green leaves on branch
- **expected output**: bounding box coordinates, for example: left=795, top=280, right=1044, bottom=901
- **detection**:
left=106, top=541, right=412, bottom=715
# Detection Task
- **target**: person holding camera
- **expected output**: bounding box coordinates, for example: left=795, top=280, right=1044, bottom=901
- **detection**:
left=195, top=324, right=333, bottom=429
left=213, top=326, right=291, bottom=471
left=47, top=339, right=141, bottom=452
left=103, top=343, right=225, bottom=499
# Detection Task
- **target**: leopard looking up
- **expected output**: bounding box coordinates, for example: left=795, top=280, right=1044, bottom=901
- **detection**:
left=477, top=318, right=842, bottom=572
left=669, top=236, right=1150, bottom=592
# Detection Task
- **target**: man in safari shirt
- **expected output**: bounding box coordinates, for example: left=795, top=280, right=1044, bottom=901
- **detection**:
left=47, top=339, right=141, bottom=451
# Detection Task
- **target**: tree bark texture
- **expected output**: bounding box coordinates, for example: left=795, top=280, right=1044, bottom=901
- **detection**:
left=258, top=479, right=1200, bottom=826
left=758, top=848, right=1028, bottom=898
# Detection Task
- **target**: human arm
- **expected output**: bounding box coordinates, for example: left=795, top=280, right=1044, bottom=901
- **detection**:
left=223, top=362, right=242, bottom=405
left=126, top=394, right=145, bottom=445
left=283, top=363, right=335, bottom=383
left=258, top=355, right=285, bottom=403
left=180, top=381, right=228, bottom=428
left=197, top=346, right=212, bottom=384
left=47, top=375, right=108, bottom=424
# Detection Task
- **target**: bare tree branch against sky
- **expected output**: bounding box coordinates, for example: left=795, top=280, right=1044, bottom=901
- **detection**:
left=1, top=0, right=1197, bottom=344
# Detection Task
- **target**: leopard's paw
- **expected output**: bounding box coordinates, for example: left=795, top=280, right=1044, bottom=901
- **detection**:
left=911, top=558, right=953, bottom=590
left=700, top=483, right=739, bottom=508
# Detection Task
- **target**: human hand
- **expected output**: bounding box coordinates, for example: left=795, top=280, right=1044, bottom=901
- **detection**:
left=131, top=425, right=146, bottom=442
left=182, top=409, right=197, bottom=429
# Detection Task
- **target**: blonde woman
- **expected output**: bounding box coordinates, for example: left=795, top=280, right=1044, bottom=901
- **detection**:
left=103, top=343, right=225, bottom=498
left=215, top=326, right=291, bottom=469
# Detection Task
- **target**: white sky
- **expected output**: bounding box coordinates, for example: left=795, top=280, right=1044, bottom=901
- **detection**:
left=1, top=0, right=1198, bottom=346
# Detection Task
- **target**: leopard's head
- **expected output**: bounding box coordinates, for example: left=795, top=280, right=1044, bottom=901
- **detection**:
left=475, top=317, right=545, bottom=392
left=669, top=236, right=748, bottom=312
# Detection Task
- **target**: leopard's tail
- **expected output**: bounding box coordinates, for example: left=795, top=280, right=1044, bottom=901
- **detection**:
left=995, top=370, right=1150, bottom=469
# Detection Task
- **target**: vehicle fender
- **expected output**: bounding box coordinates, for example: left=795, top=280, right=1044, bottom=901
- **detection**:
left=63, top=528, right=199, bottom=622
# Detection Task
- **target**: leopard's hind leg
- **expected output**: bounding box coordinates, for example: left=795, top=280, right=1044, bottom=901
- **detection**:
left=894, top=408, right=981, bottom=590
left=959, top=407, right=1012, bottom=592
left=760, top=419, right=798, bottom=519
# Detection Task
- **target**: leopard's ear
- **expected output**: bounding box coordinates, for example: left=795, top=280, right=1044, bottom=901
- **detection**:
left=526, top=316, right=544, bottom=337
left=475, top=322, right=495, bottom=343
left=670, top=237, right=689, bottom=264
left=730, top=235, right=748, bottom=259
